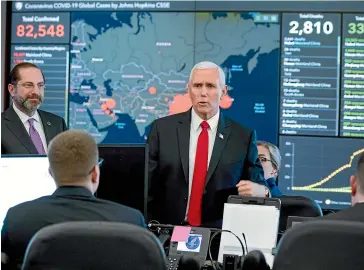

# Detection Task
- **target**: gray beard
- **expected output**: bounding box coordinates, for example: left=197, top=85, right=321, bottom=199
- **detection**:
left=13, top=96, right=42, bottom=114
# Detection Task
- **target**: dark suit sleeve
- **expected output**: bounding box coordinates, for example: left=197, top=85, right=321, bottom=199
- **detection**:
left=1, top=212, right=11, bottom=265
left=146, top=121, right=159, bottom=222
left=241, top=130, right=267, bottom=186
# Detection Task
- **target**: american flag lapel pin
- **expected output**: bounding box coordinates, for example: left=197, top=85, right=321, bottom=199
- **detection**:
left=219, top=133, right=224, bottom=140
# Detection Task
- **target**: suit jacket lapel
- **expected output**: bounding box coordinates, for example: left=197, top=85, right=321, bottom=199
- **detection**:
left=177, top=110, right=191, bottom=183
left=205, top=113, right=231, bottom=186
left=38, top=110, right=53, bottom=145
left=3, top=106, right=38, bottom=154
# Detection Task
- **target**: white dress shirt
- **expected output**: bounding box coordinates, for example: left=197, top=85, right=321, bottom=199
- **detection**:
left=13, top=103, right=48, bottom=153
left=185, top=108, right=220, bottom=217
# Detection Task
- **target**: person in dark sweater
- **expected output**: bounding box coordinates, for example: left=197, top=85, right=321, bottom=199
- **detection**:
left=1, top=130, right=146, bottom=268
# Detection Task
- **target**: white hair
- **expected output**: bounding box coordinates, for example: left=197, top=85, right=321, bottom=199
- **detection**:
left=189, top=61, right=226, bottom=89
left=257, top=141, right=282, bottom=172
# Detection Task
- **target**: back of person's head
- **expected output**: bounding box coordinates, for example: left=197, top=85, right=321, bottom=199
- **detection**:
left=351, top=151, right=364, bottom=205
left=48, top=130, right=99, bottom=193
left=357, top=152, right=364, bottom=184
left=257, top=141, right=281, bottom=179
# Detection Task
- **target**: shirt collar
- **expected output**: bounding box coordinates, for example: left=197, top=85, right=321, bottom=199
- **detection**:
left=13, top=102, right=41, bottom=124
left=191, top=108, right=220, bottom=132
left=52, top=186, right=94, bottom=198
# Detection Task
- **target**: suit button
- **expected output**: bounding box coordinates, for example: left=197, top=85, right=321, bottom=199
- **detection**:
left=184, top=197, right=187, bottom=200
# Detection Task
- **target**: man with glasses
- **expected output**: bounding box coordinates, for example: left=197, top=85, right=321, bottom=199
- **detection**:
left=1, top=62, right=67, bottom=155
left=1, top=130, right=146, bottom=268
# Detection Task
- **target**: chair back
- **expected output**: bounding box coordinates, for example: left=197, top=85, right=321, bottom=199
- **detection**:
left=273, top=220, right=364, bottom=270
left=22, top=221, right=166, bottom=270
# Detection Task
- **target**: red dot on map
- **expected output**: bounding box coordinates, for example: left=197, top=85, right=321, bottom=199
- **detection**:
left=106, top=98, right=116, bottom=109
left=220, top=95, right=233, bottom=109
left=169, top=93, right=192, bottom=115
left=101, top=103, right=107, bottom=110
left=149, top=86, right=157, bottom=95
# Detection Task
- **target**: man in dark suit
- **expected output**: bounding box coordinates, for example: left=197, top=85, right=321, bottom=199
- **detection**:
left=320, top=151, right=364, bottom=222
left=147, top=61, right=269, bottom=227
left=1, top=130, right=146, bottom=268
left=2, top=62, right=67, bottom=155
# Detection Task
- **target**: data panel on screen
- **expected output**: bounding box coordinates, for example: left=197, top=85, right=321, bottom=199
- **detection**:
left=0, top=157, right=56, bottom=230
left=340, top=14, right=364, bottom=138
left=280, top=13, right=341, bottom=136
left=279, top=136, right=364, bottom=209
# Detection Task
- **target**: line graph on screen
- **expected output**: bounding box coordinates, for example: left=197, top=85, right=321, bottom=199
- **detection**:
left=292, top=148, right=364, bottom=193
left=280, top=137, right=364, bottom=194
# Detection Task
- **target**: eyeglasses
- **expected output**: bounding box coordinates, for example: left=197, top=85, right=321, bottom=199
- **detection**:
left=88, top=158, right=104, bottom=175
left=14, top=82, right=46, bottom=90
left=259, top=157, right=272, bottom=163
left=98, top=157, right=104, bottom=167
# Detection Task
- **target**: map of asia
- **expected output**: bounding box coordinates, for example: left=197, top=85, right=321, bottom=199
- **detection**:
left=69, top=12, right=280, bottom=144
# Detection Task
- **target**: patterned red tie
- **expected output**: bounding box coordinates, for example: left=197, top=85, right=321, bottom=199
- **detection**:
left=187, top=121, right=210, bottom=226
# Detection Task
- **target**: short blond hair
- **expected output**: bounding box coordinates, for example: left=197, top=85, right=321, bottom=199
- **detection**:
left=257, top=141, right=281, bottom=172
left=48, top=130, right=98, bottom=184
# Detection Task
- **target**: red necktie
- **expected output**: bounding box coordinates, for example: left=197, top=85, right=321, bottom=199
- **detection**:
left=187, top=121, right=210, bottom=226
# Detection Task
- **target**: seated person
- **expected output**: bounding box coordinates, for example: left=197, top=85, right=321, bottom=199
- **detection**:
left=1, top=130, right=146, bottom=268
left=257, top=141, right=283, bottom=196
left=320, top=151, right=364, bottom=221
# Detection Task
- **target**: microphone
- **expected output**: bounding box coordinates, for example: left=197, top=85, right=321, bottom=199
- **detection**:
left=178, top=256, right=200, bottom=270
left=241, top=250, right=270, bottom=270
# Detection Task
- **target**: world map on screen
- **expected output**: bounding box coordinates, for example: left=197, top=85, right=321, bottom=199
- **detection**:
left=69, top=12, right=280, bottom=144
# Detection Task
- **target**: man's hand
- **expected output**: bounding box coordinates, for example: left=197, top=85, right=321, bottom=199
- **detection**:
left=236, top=180, right=266, bottom=197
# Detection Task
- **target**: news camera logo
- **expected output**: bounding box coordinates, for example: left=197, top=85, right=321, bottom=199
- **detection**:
left=186, top=235, right=200, bottom=250
left=15, top=2, right=23, bottom=11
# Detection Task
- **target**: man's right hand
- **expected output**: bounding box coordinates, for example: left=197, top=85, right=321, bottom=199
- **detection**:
left=236, top=180, right=266, bottom=197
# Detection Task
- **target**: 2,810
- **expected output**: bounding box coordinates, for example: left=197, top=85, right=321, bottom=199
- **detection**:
left=16, top=24, right=65, bottom=38
left=289, top=21, right=334, bottom=35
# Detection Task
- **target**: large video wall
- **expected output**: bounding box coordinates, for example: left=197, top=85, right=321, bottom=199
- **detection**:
left=7, top=1, right=364, bottom=209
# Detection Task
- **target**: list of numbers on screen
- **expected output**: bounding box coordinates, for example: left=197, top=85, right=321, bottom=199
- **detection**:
left=280, top=13, right=364, bottom=139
